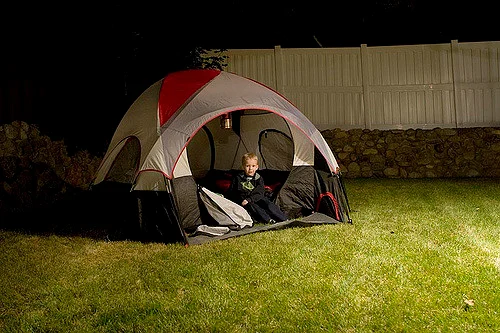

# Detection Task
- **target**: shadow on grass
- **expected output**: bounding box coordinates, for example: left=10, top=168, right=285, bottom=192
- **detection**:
left=0, top=189, right=142, bottom=242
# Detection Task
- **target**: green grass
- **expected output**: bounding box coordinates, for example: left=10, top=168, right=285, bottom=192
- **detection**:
left=1, top=178, right=499, bottom=332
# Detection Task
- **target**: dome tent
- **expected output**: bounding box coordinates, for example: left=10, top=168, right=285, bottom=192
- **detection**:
left=91, top=69, right=351, bottom=245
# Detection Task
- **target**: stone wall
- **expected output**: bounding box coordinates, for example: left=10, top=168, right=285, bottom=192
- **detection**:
left=0, top=121, right=102, bottom=216
left=2, top=121, right=500, bottom=216
left=322, top=127, right=500, bottom=178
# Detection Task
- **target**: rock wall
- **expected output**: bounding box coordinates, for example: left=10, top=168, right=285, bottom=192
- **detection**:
left=2, top=121, right=500, bottom=216
left=0, top=121, right=102, bottom=215
left=322, top=127, right=500, bottom=178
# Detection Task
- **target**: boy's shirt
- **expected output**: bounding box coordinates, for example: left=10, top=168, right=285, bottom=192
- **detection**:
left=229, top=171, right=265, bottom=204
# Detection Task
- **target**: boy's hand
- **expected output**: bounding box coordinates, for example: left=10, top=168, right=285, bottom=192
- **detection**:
left=242, top=199, right=248, bottom=206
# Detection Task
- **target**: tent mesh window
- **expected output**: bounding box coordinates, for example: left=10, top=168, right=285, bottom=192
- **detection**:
left=107, top=137, right=140, bottom=184
left=259, top=129, right=293, bottom=171
left=187, top=126, right=214, bottom=180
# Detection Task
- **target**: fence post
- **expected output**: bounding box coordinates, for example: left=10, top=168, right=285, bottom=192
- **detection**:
left=451, top=39, right=462, bottom=128
left=274, top=45, right=284, bottom=94
left=360, top=44, right=372, bottom=129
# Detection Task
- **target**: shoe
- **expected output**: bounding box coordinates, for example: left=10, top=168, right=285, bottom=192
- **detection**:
left=267, top=219, right=276, bottom=224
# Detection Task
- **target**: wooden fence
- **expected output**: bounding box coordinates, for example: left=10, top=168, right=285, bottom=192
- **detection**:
left=223, top=40, right=500, bottom=131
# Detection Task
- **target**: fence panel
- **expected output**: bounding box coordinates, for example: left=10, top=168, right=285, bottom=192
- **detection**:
left=366, top=43, right=456, bottom=129
left=224, top=49, right=277, bottom=90
left=453, top=41, right=500, bottom=127
left=280, top=47, right=364, bottom=130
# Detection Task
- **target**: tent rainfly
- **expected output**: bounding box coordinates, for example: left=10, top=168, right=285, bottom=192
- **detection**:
left=91, top=69, right=351, bottom=245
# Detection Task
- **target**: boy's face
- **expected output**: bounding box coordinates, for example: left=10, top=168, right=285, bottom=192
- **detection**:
left=243, top=157, right=258, bottom=177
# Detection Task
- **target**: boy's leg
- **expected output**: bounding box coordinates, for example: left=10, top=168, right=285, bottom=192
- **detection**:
left=258, top=198, right=288, bottom=222
left=245, top=202, right=271, bottom=223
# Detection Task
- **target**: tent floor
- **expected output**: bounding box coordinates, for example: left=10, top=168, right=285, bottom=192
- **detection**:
left=186, top=212, right=341, bottom=245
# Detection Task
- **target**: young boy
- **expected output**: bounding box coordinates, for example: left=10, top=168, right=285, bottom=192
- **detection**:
left=228, top=152, right=287, bottom=224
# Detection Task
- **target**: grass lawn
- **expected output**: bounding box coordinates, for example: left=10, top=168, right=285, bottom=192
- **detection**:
left=1, top=178, right=499, bottom=332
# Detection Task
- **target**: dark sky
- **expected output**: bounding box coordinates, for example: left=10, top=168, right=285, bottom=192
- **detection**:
left=2, top=1, right=498, bottom=154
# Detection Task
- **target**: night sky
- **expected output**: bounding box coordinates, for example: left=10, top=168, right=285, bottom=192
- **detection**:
left=2, top=1, right=498, bottom=154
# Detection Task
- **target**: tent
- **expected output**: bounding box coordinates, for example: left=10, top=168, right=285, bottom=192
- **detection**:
left=91, top=69, right=351, bottom=245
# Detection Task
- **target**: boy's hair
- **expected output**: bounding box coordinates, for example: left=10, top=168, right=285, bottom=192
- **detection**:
left=242, top=152, right=258, bottom=166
